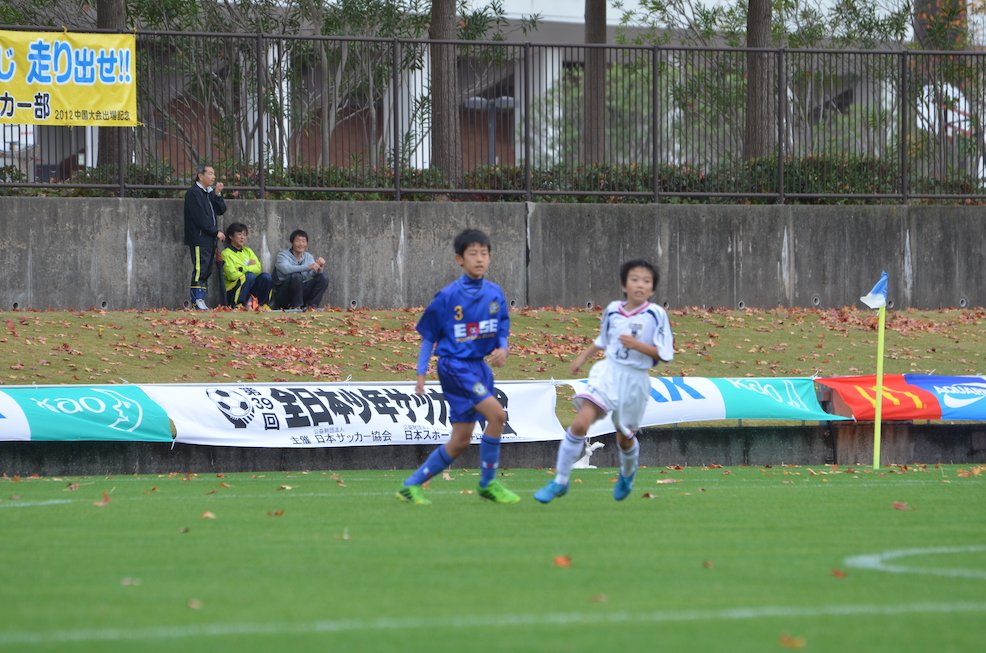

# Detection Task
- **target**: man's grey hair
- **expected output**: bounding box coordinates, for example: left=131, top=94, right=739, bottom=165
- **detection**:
left=195, top=163, right=211, bottom=177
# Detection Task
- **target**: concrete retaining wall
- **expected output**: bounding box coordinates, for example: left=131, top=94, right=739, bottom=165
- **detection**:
left=2, top=423, right=983, bottom=476
left=2, top=198, right=985, bottom=310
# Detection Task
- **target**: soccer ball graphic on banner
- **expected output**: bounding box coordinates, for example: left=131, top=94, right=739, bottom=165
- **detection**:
left=205, top=388, right=255, bottom=428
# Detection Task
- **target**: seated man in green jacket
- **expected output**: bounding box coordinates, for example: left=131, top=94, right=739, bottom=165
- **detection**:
left=220, top=222, right=272, bottom=309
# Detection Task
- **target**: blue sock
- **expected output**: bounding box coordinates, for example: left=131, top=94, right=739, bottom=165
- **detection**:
left=404, top=445, right=453, bottom=487
left=479, top=434, right=501, bottom=488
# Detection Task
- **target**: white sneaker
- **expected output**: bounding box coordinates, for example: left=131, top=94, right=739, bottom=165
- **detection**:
left=194, top=299, right=209, bottom=311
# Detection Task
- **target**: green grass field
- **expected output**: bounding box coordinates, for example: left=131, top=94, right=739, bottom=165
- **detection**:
left=3, top=465, right=984, bottom=652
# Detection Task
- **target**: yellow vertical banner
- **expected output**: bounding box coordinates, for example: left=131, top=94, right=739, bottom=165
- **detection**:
left=0, top=30, right=137, bottom=126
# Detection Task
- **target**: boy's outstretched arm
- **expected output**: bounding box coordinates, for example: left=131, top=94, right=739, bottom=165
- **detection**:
left=570, top=344, right=602, bottom=376
left=488, top=347, right=507, bottom=367
left=415, top=337, right=435, bottom=394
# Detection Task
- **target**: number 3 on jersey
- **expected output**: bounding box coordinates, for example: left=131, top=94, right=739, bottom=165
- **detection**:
left=454, top=305, right=463, bottom=320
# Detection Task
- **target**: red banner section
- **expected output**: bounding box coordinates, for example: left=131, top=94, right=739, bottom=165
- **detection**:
left=817, top=375, right=942, bottom=421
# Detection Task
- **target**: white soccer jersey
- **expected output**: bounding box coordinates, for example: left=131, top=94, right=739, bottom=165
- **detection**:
left=593, top=300, right=674, bottom=370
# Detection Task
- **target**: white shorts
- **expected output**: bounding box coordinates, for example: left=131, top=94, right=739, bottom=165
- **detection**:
left=573, top=358, right=650, bottom=436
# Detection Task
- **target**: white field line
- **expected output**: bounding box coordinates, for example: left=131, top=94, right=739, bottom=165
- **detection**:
left=0, top=487, right=621, bottom=507
left=1, top=601, right=985, bottom=646
left=4, top=472, right=971, bottom=485
left=0, top=499, right=76, bottom=509
left=0, top=479, right=978, bottom=508
left=845, top=545, right=986, bottom=580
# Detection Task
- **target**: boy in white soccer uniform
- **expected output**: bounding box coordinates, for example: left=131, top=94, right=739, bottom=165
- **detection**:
left=535, top=259, right=674, bottom=503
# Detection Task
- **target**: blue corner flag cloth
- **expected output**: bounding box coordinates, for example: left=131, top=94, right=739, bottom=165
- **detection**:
left=860, top=271, right=888, bottom=309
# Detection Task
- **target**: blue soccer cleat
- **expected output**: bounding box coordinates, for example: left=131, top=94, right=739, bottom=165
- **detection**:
left=613, top=472, right=636, bottom=501
left=533, top=480, right=569, bottom=504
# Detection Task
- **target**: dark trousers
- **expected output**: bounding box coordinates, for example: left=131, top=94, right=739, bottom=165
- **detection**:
left=226, top=272, right=273, bottom=307
left=273, top=272, right=328, bottom=309
left=188, top=244, right=215, bottom=300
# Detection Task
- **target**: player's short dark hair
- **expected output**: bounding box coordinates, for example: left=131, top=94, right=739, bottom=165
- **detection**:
left=225, top=222, right=248, bottom=238
left=454, top=229, right=492, bottom=256
left=289, top=229, right=309, bottom=244
left=620, top=259, right=658, bottom=287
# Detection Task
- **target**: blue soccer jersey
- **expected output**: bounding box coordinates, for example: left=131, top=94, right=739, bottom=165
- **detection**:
left=417, top=274, right=510, bottom=359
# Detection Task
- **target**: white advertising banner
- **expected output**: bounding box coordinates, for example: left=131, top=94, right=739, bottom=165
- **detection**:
left=0, top=377, right=847, bottom=445
left=139, top=381, right=563, bottom=448
left=0, top=390, right=31, bottom=441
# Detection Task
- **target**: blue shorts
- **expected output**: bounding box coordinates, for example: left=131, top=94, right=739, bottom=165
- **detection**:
left=437, top=357, right=495, bottom=424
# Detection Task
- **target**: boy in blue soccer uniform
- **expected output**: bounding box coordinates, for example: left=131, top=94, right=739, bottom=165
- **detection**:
left=397, top=229, right=520, bottom=505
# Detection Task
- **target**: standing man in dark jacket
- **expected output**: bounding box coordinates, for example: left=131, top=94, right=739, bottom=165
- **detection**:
left=183, top=164, right=227, bottom=310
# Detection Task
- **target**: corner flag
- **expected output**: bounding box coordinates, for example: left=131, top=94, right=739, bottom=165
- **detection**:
left=861, top=271, right=888, bottom=469
left=860, top=272, right=888, bottom=309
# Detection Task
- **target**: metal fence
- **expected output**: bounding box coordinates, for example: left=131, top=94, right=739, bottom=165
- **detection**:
left=2, top=29, right=986, bottom=202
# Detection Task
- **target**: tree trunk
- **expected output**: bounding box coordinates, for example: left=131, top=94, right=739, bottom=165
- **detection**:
left=912, top=0, right=970, bottom=179
left=429, top=0, right=462, bottom=186
left=583, top=0, right=607, bottom=166
left=912, top=0, right=967, bottom=49
left=743, top=0, right=774, bottom=161
left=97, top=0, right=129, bottom=170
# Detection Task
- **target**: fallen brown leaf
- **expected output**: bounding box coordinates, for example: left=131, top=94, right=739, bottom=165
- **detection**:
left=831, top=568, right=848, bottom=579
left=778, top=633, right=807, bottom=649
left=553, top=555, right=572, bottom=568
left=93, top=491, right=111, bottom=508
left=201, top=511, right=216, bottom=519
left=892, top=501, right=912, bottom=511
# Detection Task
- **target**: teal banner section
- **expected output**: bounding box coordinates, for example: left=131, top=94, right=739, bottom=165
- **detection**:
left=710, top=378, right=842, bottom=421
left=3, top=386, right=174, bottom=442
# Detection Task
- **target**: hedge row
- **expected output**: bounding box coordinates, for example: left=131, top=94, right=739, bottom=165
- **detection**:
left=1, top=156, right=982, bottom=203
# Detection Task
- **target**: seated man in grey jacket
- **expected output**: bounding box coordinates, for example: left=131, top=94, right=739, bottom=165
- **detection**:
left=273, top=229, right=328, bottom=310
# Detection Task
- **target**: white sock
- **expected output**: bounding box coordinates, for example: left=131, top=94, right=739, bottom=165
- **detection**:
left=618, top=437, right=640, bottom=478
left=554, top=430, right=584, bottom=485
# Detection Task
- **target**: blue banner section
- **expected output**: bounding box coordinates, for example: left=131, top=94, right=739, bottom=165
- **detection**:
left=902, top=375, right=986, bottom=420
